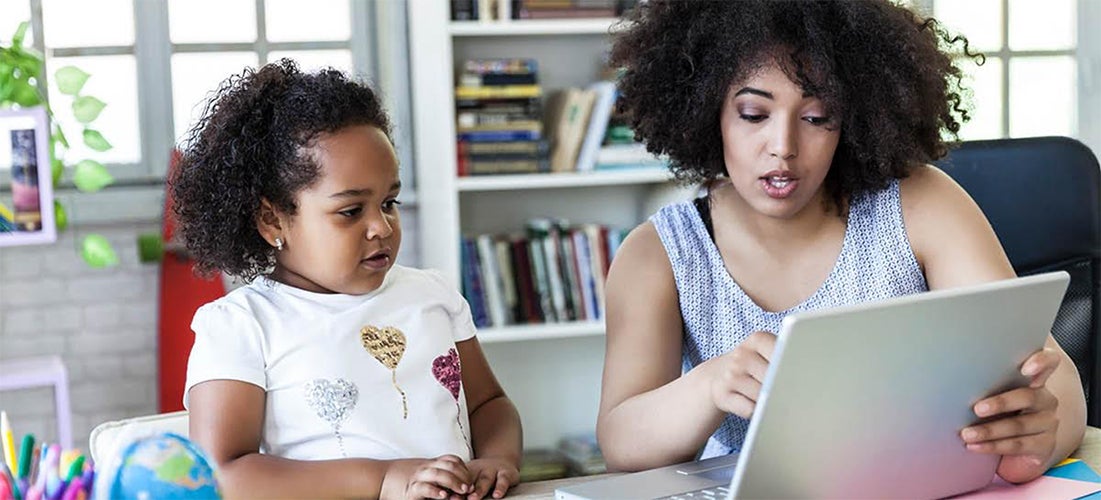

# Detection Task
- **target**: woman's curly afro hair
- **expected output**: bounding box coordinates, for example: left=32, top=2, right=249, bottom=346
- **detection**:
left=611, top=0, right=982, bottom=209
left=171, top=58, right=392, bottom=281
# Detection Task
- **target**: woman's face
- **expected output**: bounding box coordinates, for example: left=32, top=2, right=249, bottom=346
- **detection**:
left=719, top=63, right=841, bottom=219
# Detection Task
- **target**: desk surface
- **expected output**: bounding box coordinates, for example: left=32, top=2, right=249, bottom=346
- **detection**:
left=506, top=426, right=1101, bottom=499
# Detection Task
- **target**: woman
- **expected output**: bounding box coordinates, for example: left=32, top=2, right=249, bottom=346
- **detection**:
left=597, top=0, right=1085, bottom=484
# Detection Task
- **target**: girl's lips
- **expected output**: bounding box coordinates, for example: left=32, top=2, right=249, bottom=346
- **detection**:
left=361, top=254, right=391, bottom=270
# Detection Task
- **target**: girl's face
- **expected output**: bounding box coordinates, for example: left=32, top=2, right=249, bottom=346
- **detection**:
left=269, top=124, right=402, bottom=295
left=719, top=63, right=841, bottom=219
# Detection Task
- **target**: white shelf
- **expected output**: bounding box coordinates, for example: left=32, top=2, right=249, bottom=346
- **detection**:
left=477, top=320, right=604, bottom=343
left=456, top=168, right=672, bottom=192
left=450, top=18, right=620, bottom=36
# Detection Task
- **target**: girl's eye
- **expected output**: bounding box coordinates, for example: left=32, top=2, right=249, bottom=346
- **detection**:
left=739, top=114, right=767, bottom=123
left=383, top=199, right=402, bottom=212
left=804, top=116, right=832, bottom=126
left=338, top=206, right=362, bottom=218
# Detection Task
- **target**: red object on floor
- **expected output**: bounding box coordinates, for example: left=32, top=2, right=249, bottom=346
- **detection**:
left=157, top=150, right=226, bottom=413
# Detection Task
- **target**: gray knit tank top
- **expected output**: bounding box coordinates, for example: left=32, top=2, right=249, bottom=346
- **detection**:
left=651, top=179, right=928, bottom=458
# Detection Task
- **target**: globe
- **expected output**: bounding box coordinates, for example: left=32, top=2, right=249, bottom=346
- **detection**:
left=94, top=432, right=221, bottom=500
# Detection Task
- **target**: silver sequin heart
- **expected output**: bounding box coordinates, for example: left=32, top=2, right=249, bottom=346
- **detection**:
left=304, top=378, right=359, bottom=430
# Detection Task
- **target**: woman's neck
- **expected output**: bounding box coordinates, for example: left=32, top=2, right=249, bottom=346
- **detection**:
left=710, top=180, right=843, bottom=249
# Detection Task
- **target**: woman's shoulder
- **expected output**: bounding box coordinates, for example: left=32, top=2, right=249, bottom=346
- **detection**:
left=898, top=163, right=981, bottom=222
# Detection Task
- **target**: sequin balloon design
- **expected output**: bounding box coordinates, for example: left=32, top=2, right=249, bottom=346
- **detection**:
left=432, top=348, right=471, bottom=456
left=303, top=378, right=359, bottom=457
left=361, top=325, right=409, bottom=418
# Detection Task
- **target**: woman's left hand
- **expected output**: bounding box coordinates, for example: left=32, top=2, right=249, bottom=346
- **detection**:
left=960, top=347, right=1062, bottom=483
left=464, top=457, right=520, bottom=500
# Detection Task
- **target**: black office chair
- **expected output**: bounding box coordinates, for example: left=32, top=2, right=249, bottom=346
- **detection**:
left=935, top=136, right=1101, bottom=425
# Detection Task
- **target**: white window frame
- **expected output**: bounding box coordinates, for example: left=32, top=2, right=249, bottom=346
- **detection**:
left=918, top=0, right=1100, bottom=152
left=9, top=0, right=414, bottom=223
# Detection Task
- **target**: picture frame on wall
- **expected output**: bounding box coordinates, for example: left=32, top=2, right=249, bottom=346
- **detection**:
left=0, top=106, right=57, bottom=247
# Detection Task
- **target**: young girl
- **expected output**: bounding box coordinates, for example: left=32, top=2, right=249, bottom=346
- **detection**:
left=597, top=0, right=1085, bottom=484
left=174, top=60, right=521, bottom=500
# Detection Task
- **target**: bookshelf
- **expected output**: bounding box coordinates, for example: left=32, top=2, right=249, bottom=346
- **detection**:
left=407, top=2, right=692, bottom=449
left=477, top=320, right=604, bottom=343
left=449, top=18, right=622, bottom=36
left=456, top=168, right=671, bottom=192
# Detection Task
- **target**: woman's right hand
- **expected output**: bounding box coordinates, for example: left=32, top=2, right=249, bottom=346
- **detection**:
left=707, top=331, right=777, bottom=419
left=383, top=455, right=473, bottom=500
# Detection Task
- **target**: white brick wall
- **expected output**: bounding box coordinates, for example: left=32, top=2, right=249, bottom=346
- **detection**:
left=0, top=221, right=159, bottom=450
left=0, top=208, right=420, bottom=452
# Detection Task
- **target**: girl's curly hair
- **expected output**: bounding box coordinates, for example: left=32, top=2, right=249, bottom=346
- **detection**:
left=610, top=0, right=983, bottom=209
left=171, top=59, right=392, bottom=281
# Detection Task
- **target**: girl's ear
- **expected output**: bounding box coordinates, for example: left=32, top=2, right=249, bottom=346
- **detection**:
left=256, top=198, right=284, bottom=248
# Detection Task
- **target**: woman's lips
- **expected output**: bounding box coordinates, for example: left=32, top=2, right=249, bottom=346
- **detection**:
left=760, top=174, right=798, bottom=199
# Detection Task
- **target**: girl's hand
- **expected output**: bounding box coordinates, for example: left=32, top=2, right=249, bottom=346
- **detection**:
left=960, top=348, right=1062, bottom=483
left=464, top=457, right=519, bottom=500
left=385, top=455, right=473, bottom=500
left=707, top=331, right=777, bottom=419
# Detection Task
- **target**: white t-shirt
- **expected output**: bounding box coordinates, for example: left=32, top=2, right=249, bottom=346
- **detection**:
left=183, top=265, right=477, bottom=461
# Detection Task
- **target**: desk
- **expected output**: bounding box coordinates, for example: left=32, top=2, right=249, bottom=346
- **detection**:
left=506, top=426, right=1101, bottom=499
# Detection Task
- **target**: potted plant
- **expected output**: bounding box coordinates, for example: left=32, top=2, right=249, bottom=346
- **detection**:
left=0, top=21, right=118, bottom=267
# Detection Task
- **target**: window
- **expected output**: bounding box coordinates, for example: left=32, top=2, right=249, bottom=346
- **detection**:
left=5, top=0, right=414, bottom=224
left=167, top=0, right=357, bottom=143
left=927, top=0, right=1080, bottom=141
left=8, top=0, right=404, bottom=189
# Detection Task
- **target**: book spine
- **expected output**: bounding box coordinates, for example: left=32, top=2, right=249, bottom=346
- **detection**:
left=477, top=234, right=507, bottom=327
left=455, top=84, right=542, bottom=100
left=458, top=130, right=542, bottom=142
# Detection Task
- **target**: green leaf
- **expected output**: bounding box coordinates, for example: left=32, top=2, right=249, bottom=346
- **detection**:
left=81, top=234, right=119, bottom=268
left=54, top=200, right=68, bottom=231
left=53, top=124, right=69, bottom=149
left=54, top=66, right=89, bottom=96
left=51, top=158, right=63, bottom=186
left=10, top=83, right=41, bottom=106
left=82, top=129, right=112, bottom=151
left=72, top=159, right=113, bottom=192
left=12, top=22, right=29, bottom=47
left=72, top=96, right=106, bottom=124
left=137, top=233, right=165, bottom=263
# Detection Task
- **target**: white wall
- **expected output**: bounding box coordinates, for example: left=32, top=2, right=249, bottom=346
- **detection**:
left=0, top=222, right=160, bottom=448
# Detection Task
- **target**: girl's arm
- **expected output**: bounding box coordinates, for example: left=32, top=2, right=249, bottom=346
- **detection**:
left=902, top=164, right=1087, bottom=482
left=597, top=222, right=731, bottom=471
left=188, top=380, right=470, bottom=499
left=457, top=338, right=522, bottom=499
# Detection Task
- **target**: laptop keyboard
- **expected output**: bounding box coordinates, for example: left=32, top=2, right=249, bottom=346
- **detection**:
left=656, top=485, right=731, bottom=500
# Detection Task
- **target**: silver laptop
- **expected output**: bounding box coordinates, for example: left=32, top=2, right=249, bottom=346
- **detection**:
left=556, top=271, right=1070, bottom=500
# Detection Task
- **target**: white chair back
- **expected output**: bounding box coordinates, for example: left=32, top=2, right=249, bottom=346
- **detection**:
left=88, top=411, right=189, bottom=465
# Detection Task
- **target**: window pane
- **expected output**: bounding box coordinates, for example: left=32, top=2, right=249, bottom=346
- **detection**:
left=1, top=2, right=33, bottom=47
left=1009, top=57, right=1076, bottom=138
left=268, top=50, right=353, bottom=74
left=265, top=0, right=351, bottom=42
left=171, top=53, right=259, bottom=142
left=1009, top=0, right=1075, bottom=51
left=42, top=0, right=134, bottom=47
left=168, top=0, right=257, bottom=43
left=933, top=0, right=1002, bottom=52
left=957, top=57, right=1003, bottom=141
left=45, top=55, right=141, bottom=164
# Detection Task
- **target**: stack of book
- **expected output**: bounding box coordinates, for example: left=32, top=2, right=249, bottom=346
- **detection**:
left=460, top=218, right=629, bottom=329
left=451, top=0, right=638, bottom=21
left=455, top=59, right=549, bottom=176
left=519, top=448, right=571, bottom=482
left=558, top=434, right=607, bottom=476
